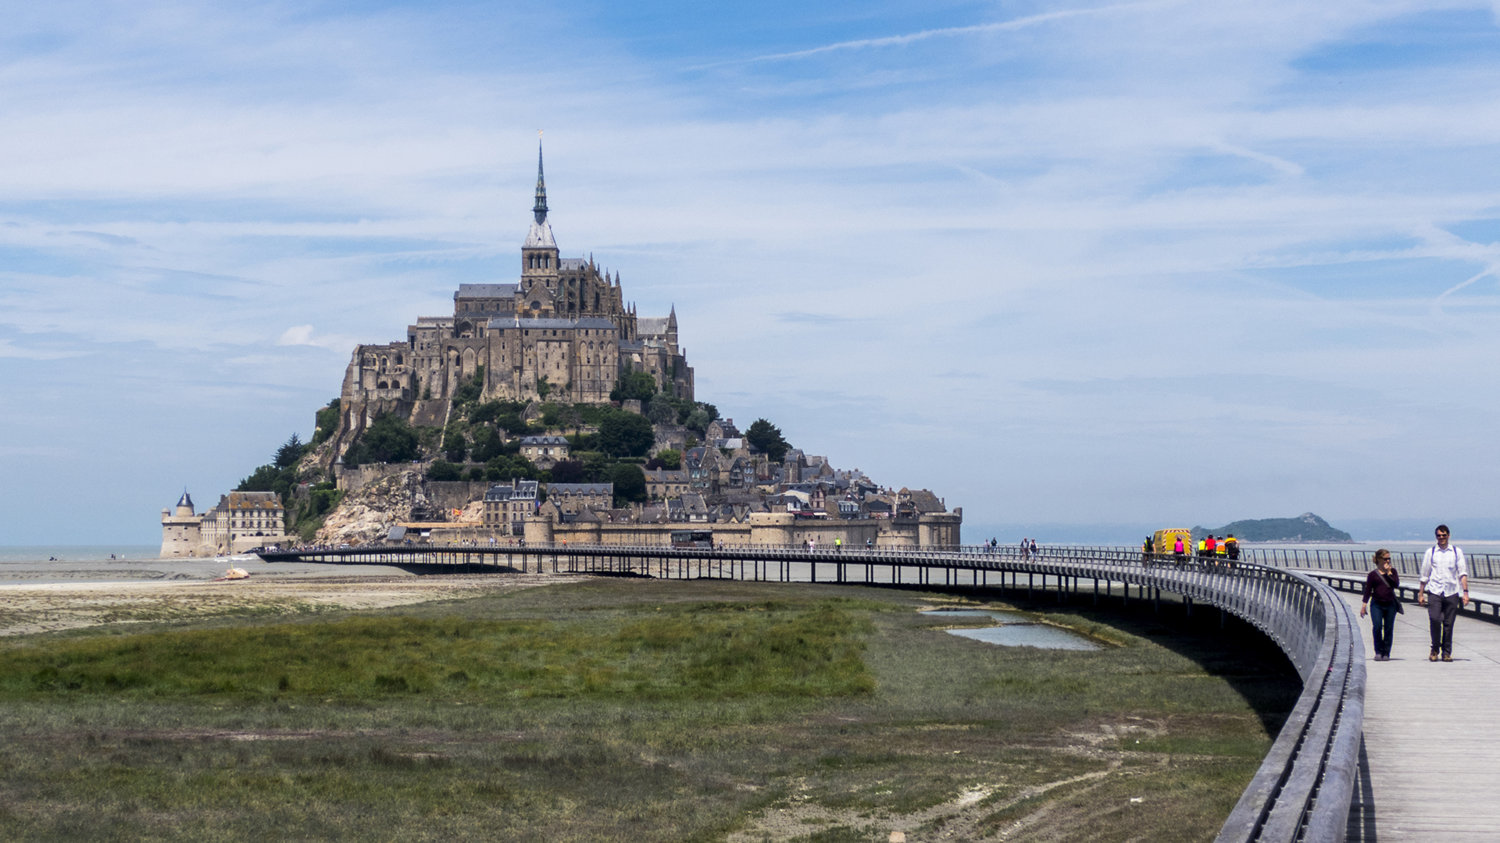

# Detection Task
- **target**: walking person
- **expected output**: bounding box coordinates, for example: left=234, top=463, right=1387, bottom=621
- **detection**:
left=1359, top=549, right=1402, bottom=661
left=1417, top=524, right=1469, bottom=662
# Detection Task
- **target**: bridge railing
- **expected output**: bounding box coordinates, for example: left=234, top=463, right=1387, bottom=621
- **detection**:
left=258, top=542, right=1362, bottom=842
left=975, top=542, right=1500, bottom=581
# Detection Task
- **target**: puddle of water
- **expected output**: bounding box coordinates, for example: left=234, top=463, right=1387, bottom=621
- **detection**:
left=923, top=608, right=1101, bottom=651
left=924, top=608, right=1030, bottom=623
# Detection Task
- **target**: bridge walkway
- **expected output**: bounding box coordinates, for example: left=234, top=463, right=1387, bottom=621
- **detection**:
left=1336, top=588, right=1500, bottom=841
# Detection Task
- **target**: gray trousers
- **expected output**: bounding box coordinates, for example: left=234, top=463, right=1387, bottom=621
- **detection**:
left=1427, top=592, right=1461, bottom=656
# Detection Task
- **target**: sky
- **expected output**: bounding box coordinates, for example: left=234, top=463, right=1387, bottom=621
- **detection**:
left=4, top=0, right=1500, bottom=546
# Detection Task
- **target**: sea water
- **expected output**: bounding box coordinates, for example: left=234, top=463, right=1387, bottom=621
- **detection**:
left=0, top=545, right=226, bottom=586
left=0, top=545, right=410, bottom=585
left=923, top=608, right=1101, bottom=651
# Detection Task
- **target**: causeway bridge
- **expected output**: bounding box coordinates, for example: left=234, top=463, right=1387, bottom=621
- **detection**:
left=258, top=541, right=1500, bottom=841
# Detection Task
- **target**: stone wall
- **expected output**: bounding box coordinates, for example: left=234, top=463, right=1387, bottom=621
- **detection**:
left=335, top=461, right=422, bottom=494
left=424, top=481, right=494, bottom=514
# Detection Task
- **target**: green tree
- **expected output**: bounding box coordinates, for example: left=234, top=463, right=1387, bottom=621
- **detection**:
left=608, top=463, right=647, bottom=505
left=574, top=451, right=611, bottom=482
left=485, top=455, right=538, bottom=482
left=598, top=410, right=655, bottom=458
left=274, top=433, right=307, bottom=469
left=746, top=418, right=791, bottom=463
left=647, top=398, right=678, bottom=425
left=236, top=464, right=290, bottom=498
left=684, top=407, right=711, bottom=436
left=312, top=399, right=340, bottom=445
left=442, top=424, right=468, bottom=462
left=647, top=449, right=682, bottom=471
left=343, top=413, right=421, bottom=466
left=548, top=459, right=586, bottom=483
left=427, top=460, right=463, bottom=481
left=610, top=370, right=658, bottom=403
left=470, top=426, right=504, bottom=463
left=308, top=483, right=341, bottom=516
left=452, top=366, right=486, bottom=407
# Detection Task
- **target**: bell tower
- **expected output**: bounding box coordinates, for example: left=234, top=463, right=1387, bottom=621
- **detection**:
left=521, top=135, right=560, bottom=302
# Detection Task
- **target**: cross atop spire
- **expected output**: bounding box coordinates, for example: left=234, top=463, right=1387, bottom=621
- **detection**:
left=533, top=132, right=548, bottom=224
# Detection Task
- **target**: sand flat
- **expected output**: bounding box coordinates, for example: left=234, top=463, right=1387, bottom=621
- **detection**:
left=0, top=573, right=575, bottom=637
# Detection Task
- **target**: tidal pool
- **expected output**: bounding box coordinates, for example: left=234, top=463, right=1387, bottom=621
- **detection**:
left=924, top=608, right=1101, bottom=651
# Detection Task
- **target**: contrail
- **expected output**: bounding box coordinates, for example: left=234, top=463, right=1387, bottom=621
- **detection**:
left=718, top=1, right=1168, bottom=67
left=1433, top=266, right=1495, bottom=314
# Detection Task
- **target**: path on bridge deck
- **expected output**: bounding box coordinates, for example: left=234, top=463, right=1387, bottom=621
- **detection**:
left=1339, top=590, right=1500, bottom=841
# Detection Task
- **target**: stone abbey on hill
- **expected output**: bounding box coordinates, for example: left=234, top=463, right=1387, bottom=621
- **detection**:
left=331, top=143, right=693, bottom=454
left=162, top=144, right=963, bottom=556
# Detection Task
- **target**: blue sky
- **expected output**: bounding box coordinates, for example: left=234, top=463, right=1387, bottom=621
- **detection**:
left=4, top=0, right=1500, bottom=546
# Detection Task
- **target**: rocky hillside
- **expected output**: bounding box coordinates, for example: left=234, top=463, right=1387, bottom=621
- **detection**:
left=316, top=470, right=487, bottom=546
left=1194, top=512, right=1352, bottom=543
left=315, top=471, right=423, bottom=546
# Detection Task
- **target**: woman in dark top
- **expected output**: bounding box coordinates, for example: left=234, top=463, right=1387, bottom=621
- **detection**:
left=1359, top=549, right=1401, bottom=661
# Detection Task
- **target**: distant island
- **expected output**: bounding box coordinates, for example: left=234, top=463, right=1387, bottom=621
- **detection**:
left=1193, top=512, right=1352, bottom=543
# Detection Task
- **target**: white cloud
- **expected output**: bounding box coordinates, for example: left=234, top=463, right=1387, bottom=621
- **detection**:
left=276, top=325, right=360, bottom=352
left=0, top=339, right=85, bottom=360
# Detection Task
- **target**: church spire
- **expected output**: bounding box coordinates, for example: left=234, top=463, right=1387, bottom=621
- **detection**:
left=533, top=133, right=548, bottom=224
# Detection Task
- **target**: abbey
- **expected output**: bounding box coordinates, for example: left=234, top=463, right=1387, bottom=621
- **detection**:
left=333, top=144, right=693, bottom=452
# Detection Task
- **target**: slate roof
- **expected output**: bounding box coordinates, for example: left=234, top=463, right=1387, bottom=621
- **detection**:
left=638, top=316, right=670, bottom=335
left=487, top=317, right=617, bottom=331
left=485, top=480, right=539, bottom=501
left=457, top=283, right=518, bottom=298
left=524, top=220, right=556, bottom=248
left=520, top=435, right=570, bottom=446
left=547, top=483, right=613, bottom=495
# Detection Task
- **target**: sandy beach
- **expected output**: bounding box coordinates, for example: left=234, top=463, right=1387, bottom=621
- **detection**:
left=0, top=567, right=578, bottom=638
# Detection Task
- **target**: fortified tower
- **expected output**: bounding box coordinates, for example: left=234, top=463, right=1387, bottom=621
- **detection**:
left=160, top=491, right=202, bottom=558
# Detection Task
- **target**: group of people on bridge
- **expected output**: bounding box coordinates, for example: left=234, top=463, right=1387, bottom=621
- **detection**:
left=1140, top=532, right=1240, bottom=569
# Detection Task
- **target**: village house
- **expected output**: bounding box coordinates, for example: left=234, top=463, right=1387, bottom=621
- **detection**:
left=643, top=468, right=689, bottom=501
left=483, top=480, right=539, bottom=534
left=160, top=490, right=289, bottom=557
left=546, top=482, right=612, bottom=515
left=519, top=435, right=570, bottom=468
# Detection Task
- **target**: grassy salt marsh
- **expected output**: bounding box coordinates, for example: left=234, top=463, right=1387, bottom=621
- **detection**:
left=0, top=577, right=1297, bottom=841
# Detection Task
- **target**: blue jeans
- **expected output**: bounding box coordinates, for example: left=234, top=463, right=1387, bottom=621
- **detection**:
left=1369, top=600, right=1396, bottom=658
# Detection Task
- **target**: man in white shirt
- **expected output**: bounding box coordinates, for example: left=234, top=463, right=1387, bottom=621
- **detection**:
left=1417, top=524, right=1469, bottom=662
